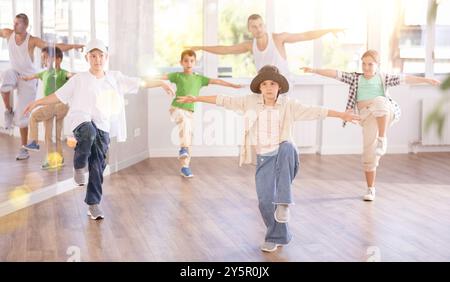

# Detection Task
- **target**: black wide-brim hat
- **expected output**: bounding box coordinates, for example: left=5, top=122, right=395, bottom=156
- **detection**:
left=250, top=65, right=289, bottom=94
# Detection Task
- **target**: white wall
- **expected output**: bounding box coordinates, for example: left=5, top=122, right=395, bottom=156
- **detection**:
left=107, top=0, right=153, bottom=172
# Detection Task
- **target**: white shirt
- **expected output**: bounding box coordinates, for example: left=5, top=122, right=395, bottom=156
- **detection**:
left=256, top=106, right=281, bottom=155
left=56, top=70, right=140, bottom=142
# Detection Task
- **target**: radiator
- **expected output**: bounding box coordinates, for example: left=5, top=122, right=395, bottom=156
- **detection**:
left=421, top=97, right=450, bottom=145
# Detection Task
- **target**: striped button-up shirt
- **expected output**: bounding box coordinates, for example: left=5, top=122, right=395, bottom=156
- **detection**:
left=216, top=94, right=329, bottom=166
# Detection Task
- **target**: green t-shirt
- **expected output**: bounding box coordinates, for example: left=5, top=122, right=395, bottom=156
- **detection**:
left=357, top=74, right=384, bottom=102
left=37, top=68, right=69, bottom=97
left=168, top=72, right=210, bottom=112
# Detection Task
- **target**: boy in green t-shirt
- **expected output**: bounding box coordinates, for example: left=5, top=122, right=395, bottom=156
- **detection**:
left=21, top=46, right=74, bottom=169
left=158, top=50, right=242, bottom=177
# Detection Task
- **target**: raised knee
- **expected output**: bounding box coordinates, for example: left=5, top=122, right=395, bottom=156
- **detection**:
left=76, top=123, right=96, bottom=141
left=279, top=142, right=296, bottom=154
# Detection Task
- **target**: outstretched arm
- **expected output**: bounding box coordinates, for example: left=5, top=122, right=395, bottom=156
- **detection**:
left=141, top=78, right=175, bottom=97
left=23, top=94, right=61, bottom=115
left=55, top=43, right=84, bottom=52
left=209, top=78, right=243, bottom=89
left=31, top=36, right=84, bottom=52
left=187, top=41, right=251, bottom=55
left=279, top=28, right=344, bottom=44
left=301, top=67, right=338, bottom=79
left=176, top=95, right=217, bottom=105
left=327, top=109, right=360, bottom=124
left=405, top=75, right=440, bottom=86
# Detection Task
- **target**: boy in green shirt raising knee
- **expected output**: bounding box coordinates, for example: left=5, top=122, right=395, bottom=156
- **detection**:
left=22, top=46, right=74, bottom=169
left=159, top=49, right=242, bottom=178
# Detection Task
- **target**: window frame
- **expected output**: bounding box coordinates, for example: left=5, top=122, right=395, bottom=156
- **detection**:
left=0, top=0, right=106, bottom=68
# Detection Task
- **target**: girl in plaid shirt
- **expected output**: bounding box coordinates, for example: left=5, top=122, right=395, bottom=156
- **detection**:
left=302, top=50, right=440, bottom=201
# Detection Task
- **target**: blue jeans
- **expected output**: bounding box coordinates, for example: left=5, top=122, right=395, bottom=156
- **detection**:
left=255, top=141, right=299, bottom=244
left=73, top=122, right=110, bottom=205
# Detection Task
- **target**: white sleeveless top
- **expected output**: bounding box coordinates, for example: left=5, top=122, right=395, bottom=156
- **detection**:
left=8, top=32, right=37, bottom=75
left=252, top=33, right=291, bottom=82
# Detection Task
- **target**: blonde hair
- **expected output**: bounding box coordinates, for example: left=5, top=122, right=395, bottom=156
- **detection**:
left=361, top=50, right=379, bottom=64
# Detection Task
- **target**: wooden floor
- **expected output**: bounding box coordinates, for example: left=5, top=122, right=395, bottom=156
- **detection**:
left=0, top=134, right=74, bottom=203
left=0, top=151, right=450, bottom=261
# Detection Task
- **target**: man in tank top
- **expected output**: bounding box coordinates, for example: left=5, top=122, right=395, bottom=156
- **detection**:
left=189, top=14, right=343, bottom=92
left=0, top=13, right=83, bottom=160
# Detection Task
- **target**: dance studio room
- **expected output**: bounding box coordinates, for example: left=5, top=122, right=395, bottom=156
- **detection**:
left=0, top=0, right=449, bottom=263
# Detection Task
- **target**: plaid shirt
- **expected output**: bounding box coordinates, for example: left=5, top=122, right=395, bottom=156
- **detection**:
left=336, top=71, right=404, bottom=127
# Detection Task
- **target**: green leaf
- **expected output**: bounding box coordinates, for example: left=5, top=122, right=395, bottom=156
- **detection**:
left=424, top=96, right=447, bottom=138
left=428, top=0, right=438, bottom=25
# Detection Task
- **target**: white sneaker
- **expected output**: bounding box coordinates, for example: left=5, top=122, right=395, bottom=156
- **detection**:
left=16, top=148, right=29, bottom=161
left=363, top=187, right=376, bottom=201
left=87, top=204, right=105, bottom=220
left=375, top=137, right=387, bottom=156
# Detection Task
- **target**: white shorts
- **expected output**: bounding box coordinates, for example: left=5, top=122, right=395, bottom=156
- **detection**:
left=1, top=69, right=37, bottom=128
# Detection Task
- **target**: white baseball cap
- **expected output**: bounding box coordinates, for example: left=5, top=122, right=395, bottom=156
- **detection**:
left=85, top=39, right=108, bottom=54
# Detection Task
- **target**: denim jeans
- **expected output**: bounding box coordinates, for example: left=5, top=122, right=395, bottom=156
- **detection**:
left=255, top=141, right=299, bottom=244
left=73, top=122, right=110, bottom=205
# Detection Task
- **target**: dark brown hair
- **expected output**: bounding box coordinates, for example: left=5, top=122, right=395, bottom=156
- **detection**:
left=42, top=46, right=63, bottom=60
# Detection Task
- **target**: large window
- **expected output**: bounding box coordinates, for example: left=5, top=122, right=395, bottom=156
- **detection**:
left=386, top=0, right=450, bottom=75
left=320, top=0, right=367, bottom=71
left=1, top=0, right=35, bottom=62
left=53, top=0, right=72, bottom=70
left=154, top=0, right=203, bottom=72
left=54, top=0, right=91, bottom=71
left=274, top=0, right=367, bottom=74
left=95, top=0, right=109, bottom=46
left=435, top=0, right=450, bottom=74
left=42, top=0, right=56, bottom=41
left=71, top=0, right=91, bottom=70
left=45, top=0, right=108, bottom=72
left=218, top=0, right=264, bottom=78
left=150, top=0, right=449, bottom=78
left=396, top=0, right=428, bottom=74
left=274, top=0, right=314, bottom=75
left=15, top=0, right=35, bottom=32
left=2, top=0, right=108, bottom=72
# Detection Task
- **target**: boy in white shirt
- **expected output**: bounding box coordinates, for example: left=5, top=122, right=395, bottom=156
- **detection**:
left=24, top=39, right=174, bottom=220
